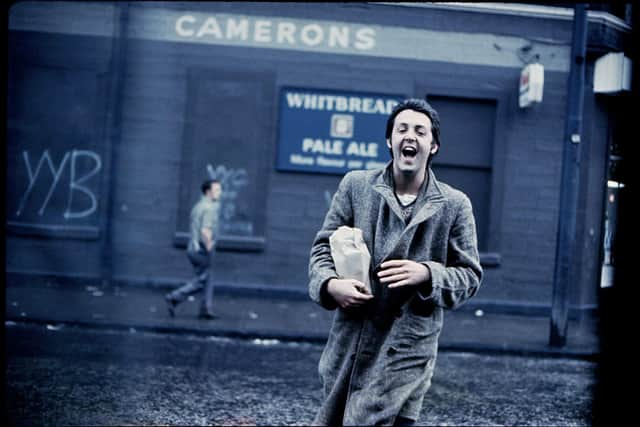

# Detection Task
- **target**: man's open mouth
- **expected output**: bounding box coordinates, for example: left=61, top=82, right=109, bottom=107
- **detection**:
left=401, top=146, right=418, bottom=158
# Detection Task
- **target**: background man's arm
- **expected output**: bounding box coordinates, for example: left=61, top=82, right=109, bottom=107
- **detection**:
left=200, top=227, right=213, bottom=252
left=200, top=207, right=216, bottom=252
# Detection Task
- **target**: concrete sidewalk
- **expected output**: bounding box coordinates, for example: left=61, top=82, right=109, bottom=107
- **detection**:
left=4, top=277, right=600, bottom=359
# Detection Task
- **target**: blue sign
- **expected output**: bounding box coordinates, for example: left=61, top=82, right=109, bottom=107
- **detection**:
left=276, top=87, right=404, bottom=174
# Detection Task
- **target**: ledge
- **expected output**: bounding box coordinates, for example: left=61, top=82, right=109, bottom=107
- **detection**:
left=480, top=252, right=501, bottom=267
left=6, top=221, right=100, bottom=240
left=173, top=232, right=265, bottom=252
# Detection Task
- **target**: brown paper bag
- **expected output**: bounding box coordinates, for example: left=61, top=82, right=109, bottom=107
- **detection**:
left=329, top=226, right=372, bottom=294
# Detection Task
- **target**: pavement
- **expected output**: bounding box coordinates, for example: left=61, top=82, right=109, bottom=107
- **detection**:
left=4, top=274, right=600, bottom=360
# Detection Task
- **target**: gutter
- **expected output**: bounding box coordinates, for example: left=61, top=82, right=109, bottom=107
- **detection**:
left=374, top=2, right=631, bottom=33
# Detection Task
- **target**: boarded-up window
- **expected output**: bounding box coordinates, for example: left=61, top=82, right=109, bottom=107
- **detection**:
left=427, top=95, right=496, bottom=252
left=6, top=63, right=107, bottom=239
left=174, top=69, right=275, bottom=251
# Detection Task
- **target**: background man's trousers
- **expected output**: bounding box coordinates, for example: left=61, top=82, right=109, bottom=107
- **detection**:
left=167, top=248, right=214, bottom=315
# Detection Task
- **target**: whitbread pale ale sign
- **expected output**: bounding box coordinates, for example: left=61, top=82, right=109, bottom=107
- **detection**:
left=276, top=88, right=404, bottom=174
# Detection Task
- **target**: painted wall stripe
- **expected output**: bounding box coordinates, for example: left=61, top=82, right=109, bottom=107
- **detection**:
left=9, top=1, right=570, bottom=71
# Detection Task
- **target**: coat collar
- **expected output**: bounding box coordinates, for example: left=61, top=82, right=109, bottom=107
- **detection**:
left=372, top=162, right=446, bottom=228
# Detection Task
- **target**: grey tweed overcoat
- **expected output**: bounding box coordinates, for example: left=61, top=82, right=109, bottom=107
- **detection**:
left=308, top=164, right=483, bottom=426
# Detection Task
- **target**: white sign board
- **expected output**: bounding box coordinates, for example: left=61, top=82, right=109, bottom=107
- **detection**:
left=519, top=62, right=544, bottom=108
left=594, top=52, right=632, bottom=94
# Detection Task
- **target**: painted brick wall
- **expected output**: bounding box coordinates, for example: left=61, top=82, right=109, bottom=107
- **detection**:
left=6, top=1, right=614, bottom=312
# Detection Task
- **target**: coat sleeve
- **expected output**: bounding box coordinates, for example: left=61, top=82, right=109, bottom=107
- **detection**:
left=308, top=173, right=355, bottom=310
left=418, top=195, right=483, bottom=310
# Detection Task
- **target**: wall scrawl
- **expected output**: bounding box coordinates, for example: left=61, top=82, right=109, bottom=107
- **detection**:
left=206, top=163, right=253, bottom=235
left=15, top=149, right=102, bottom=220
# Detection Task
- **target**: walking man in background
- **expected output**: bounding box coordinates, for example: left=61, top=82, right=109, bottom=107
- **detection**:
left=166, top=179, right=222, bottom=319
left=308, top=99, right=483, bottom=426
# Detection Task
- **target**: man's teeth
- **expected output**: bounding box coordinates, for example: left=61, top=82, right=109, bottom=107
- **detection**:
left=402, top=147, right=417, bottom=156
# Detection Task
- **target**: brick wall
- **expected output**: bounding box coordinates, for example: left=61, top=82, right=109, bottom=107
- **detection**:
left=6, top=2, right=614, bottom=312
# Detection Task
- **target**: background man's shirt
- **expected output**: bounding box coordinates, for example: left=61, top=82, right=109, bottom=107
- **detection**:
left=188, top=196, right=220, bottom=252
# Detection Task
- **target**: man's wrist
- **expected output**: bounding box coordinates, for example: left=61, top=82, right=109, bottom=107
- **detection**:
left=321, top=277, right=339, bottom=307
left=325, top=277, right=338, bottom=296
left=417, top=263, right=433, bottom=297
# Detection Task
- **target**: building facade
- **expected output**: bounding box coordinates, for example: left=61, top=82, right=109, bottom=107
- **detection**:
left=6, top=2, right=632, bottom=318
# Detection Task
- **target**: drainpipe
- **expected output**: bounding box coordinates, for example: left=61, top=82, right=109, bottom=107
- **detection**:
left=549, top=4, right=588, bottom=348
left=101, top=2, right=129, bottom=286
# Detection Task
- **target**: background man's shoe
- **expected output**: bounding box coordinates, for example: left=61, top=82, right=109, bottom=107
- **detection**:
left=165, top=295, right=177, bottom=318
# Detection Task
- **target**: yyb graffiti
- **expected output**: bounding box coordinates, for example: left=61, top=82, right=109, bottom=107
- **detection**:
left=15, top=149, right=102, bottom=219
left=206, top=163, right=253, bottom=235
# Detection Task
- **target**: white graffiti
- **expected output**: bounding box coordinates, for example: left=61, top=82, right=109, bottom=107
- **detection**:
left=206, top=163, right=253, bottom=234
left=16, top=149, right=102, bottom=219
left=206, top=164, right=249, bottom=190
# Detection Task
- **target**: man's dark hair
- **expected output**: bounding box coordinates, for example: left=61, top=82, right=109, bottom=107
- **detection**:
left=385, top=98, right=441, bottom=162
left=201, top=179, right=220, bottom=195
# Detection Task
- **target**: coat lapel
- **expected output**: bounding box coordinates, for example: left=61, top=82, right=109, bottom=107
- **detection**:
left=406, top=168, right=445, bottom=228
left=372, top=165, right=446, bottom=226
left=371, top=165, right=447, bottom=267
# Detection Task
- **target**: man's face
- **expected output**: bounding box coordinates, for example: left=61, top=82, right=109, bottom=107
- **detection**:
left=387, top=109, right=438, bottom=176
left=208, top=182, right=222, bottom=201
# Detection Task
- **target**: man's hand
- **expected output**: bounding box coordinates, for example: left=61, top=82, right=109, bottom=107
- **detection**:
left=377, top=260, right=430, bottom=288
left=326, top=278, right=373, bottom=309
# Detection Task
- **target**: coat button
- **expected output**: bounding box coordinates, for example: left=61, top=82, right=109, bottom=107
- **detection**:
left=350, top=353, right=356, bottom=361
